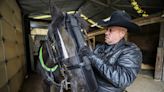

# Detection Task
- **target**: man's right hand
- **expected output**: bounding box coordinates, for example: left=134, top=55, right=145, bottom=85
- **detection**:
left=78, top=46, right=91, bottom=57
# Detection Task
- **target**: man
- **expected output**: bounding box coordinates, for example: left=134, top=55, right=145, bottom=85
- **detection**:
left=79, top=10, right=142, bottom=92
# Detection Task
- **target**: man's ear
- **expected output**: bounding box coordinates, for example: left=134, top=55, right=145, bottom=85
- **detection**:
left=121, top=28, right=127, bottom=36
left=119, top=30, right=124, bottom=36
left=119, top=30, right=127, bottom=39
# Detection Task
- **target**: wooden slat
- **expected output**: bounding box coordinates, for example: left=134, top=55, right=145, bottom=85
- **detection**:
left=6, top=0, right=22, bottom=31
left=6, top=57, right=21, bottom=80
left=87, top=36, right=95, bottom=49
left=160, top=23, right=164, bottom=81
left=90, top=0, right=108, bottom=7
left=155, top=47, right=164, bottom=80
left=0, top=84, right=9, bottom=92
left=141, top=63, right=155, bottom=70
left=9, top=70, right=23, bottom=92
left=4, top=41, right=17, bottom=60
left=19, top=55, right=25, bottom=67
left=155, top=22, right=164, bottom=81
left=0, top=19, right=2, bottom=39
left=159, top=22, right=164, bottom=47
left=22, top=64, right=27, bottom=76
left=6, top=0, right=21, bottom=18
left=0, top=42, right=4, bottom=63
left=87, top=30, right=105, bottom=37
left=16, top=44, right=25, bottom=56
left=133, top=12, right=164, bottom=26
left=15, top=29, right=25, bottom=62
left=0, top=63, right=8, bottom=88
left=0, top=1, right=25, bottom=92
left=0, top=0, right=14, bottom=26
left=16, top=31, right=23, bottom=44
left=12, top=13, right=22, bottom=32
left=1, top=20, right=16, bottom=42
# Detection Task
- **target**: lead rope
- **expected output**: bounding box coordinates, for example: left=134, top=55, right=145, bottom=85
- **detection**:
left=59, top=64, right=71, bottom=92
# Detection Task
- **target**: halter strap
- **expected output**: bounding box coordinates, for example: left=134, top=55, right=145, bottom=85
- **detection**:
left=39, top=46, right=58, bottom=72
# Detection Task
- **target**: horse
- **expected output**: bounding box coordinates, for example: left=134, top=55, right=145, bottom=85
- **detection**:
left=37, top=6, right=98, bottom=92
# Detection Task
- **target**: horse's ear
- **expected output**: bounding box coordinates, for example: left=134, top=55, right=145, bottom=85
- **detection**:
left=50, top=5, right=64, bottom=21
left=49, top=5, right=64, bottom=28
left=75, top=13, right=89, bottom=30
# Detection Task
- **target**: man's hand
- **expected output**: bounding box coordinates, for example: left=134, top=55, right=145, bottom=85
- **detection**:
left=79, top=46, right=92, bottom=57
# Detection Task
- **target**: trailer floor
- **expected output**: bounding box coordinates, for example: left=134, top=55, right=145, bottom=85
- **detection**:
left=20, top=70, right=164, bottom=92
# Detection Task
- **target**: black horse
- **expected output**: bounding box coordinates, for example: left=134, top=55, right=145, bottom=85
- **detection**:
left=37, top=6, right=98, bottom=92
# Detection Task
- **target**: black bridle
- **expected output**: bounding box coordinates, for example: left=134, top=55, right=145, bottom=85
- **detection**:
left=39, top=8, right=97, bottom=91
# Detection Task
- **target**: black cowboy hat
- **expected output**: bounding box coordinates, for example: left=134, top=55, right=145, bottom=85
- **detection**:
left=99, top=10, right=140, bottom=32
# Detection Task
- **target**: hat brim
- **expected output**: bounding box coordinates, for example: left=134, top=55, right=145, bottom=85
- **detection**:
left=99, top=20, right=140, bottom=32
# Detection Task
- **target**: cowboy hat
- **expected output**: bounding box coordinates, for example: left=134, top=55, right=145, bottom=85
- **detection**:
left=99, top=10, right=140, bottom=32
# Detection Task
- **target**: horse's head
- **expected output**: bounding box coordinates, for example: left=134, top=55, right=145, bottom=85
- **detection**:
left=39, top=6, right=97, bottom=92
left=48, top=6, right=89, bottom=59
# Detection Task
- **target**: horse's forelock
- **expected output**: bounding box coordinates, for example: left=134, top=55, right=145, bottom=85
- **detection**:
left=50, top=6, right=65, bottom=28
left=50, top=6, right=63, bottom=19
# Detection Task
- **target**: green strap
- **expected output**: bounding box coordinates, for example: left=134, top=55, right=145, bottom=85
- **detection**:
left=39, top=46, right=58, bottom=72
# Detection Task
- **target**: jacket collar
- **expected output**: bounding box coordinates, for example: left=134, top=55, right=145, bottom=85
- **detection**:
left=104, top=38, right=126, bottom=53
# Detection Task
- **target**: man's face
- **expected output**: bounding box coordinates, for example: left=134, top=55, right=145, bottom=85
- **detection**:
left=105, top=26, right=127, bottom=45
